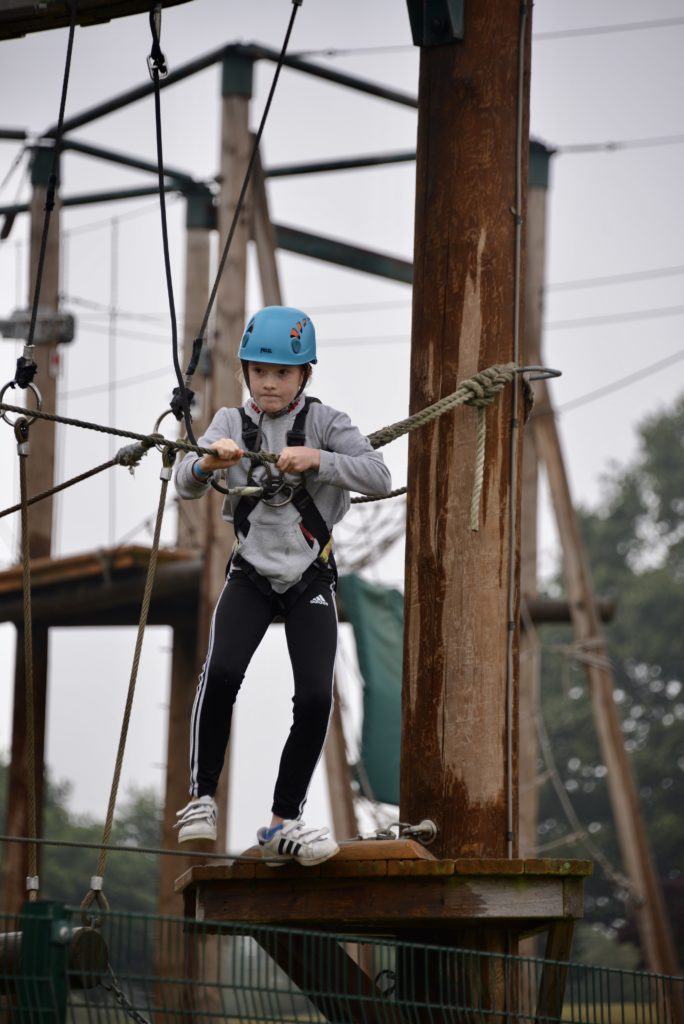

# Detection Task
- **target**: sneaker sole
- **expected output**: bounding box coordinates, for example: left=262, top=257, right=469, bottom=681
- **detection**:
left=178, top=830, right=217, bottom=843
left=296, top=844, right=340, bottom=867
left=262, top=842, right=340, bottom=867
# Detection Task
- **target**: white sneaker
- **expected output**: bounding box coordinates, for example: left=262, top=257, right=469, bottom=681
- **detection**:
left=174, top=796, right=217, bottom=843
left=257, top=819, right=339, bottom=867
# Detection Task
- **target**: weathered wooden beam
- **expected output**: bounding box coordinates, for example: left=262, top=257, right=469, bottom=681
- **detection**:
left=524, top=595, right=615, bottom=625
left=0, top=558, right=202, bottom=626
left=177, top=854, right=591, bottom=933
left=254, top=931, right=405, bottom=1024
left=0, top=0, right=192, bottom=41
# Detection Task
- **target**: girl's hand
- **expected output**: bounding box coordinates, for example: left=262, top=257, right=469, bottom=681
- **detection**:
left=276, top=446, right=321, bottom=474
left=200, top=438, right=244, bottom=471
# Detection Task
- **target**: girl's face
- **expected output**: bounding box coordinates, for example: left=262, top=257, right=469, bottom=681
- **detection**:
left=249, top=362, right=306, bottom=414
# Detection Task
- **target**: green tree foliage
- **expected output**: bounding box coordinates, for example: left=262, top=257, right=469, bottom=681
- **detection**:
left=537, top=395, right=684, bottom=962
left=0, top=758, right=161, bottom=915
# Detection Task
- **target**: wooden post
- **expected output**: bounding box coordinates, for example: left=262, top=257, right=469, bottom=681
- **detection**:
left=249, top=144, right=282, bottom=307
left=324, top=681, right=359, bottom=843
left=182, top=52, right=254, bottom=858
left=518, top=142, right=553, bottom=860
left=400, top=2, right=532, bottom=865
left=158, top=191, right=216, bottom=925
left=3, top=144, right=60, bottom=913
left=530, top=367, right=683, bottom=983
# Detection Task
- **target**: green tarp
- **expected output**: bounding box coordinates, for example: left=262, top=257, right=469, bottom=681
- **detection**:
left=337, top=574, right=403, bottom=806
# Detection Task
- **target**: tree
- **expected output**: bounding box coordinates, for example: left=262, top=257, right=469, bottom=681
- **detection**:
left=537, top=395, right=684, bottom=961
left=0, top=759, right=161, bottom=917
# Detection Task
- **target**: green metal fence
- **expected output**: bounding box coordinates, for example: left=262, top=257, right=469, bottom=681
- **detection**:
left=0, top=903, right=682, bottom=1023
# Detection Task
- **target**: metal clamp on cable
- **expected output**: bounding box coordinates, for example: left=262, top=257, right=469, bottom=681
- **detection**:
left=160, top=445, right=177, bottom=481
left=14, top=344, right=38, bottom=389
left=26, top=875, right=40, bottom=892
left=147, top=2, right=168, bottom=80
left=170, top=382, right=195, bottom=423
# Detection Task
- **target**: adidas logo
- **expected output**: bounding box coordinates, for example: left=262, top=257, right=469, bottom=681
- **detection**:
left=310, top=594, right=328, bottom=606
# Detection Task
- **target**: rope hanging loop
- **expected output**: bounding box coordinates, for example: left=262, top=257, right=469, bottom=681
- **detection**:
left=159, top=443, right=177, bottom=481
left=1, top=380, right=42, bottom=427
left=14, top=416, right=31, bottom=457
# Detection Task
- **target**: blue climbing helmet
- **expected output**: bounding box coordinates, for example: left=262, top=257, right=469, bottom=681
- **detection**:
left=239, top=306, right=317, bottom=365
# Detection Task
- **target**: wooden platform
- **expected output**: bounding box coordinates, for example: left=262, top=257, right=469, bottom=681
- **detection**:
left=176, top=839, right=592, bottom=941
left=176, top=840, right=592, bottom=1023
left=0, top=0, right=192, bottom=40
left=0, top=545, right=201, bottom=626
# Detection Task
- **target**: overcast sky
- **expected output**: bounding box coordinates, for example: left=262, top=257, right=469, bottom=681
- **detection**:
left=0, top=0, right=682, bottom=849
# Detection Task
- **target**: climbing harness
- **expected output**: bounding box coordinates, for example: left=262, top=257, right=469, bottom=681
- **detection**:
left=235, top=397, right=332, bottom=557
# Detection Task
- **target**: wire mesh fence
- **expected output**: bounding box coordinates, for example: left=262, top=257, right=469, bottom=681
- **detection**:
left=0, top=903, right=682, bottom=1023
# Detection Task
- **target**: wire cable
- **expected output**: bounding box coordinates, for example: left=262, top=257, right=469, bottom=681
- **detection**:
left=556, top=133, right=684, bottom=155
left=293, top=15, right=684, bottom=58
left=556, top=348, right=684, bottom=414
left=546, top=303, right=684, bottom=331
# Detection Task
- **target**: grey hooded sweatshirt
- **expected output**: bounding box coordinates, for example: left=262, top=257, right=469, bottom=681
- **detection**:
left=174, top=394, right=392, bottom=592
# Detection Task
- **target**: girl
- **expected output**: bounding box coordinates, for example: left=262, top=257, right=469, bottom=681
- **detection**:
left=173, top=305, right=392, bottom=865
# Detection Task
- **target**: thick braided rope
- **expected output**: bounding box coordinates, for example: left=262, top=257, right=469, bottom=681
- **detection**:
left=470, top=405, right=487, bottom=531
left=352, top=486, right=407, bottom=505
left=2, top=363, right=515, bottom=469
left=0, top=401, right=277, bottom=465
left=81, top=449, right=175, bottom=915
left=366, top=363, right=516, bottom=451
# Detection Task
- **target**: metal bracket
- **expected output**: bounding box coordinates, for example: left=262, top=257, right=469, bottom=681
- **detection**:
left=0, top=306, right=75, bottom=345
left=405, top=0, right=464, bottom=47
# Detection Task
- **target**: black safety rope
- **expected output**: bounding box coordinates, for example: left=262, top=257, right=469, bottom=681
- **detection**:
left=164, top=0, right=304, bottom=440
left=80, top=445, right=177, bottom=916
left=14, top=418, right=40, bottom=901
left=18, top=0, right=78, bottom=390
left=146, top=5, right=187, bottom=434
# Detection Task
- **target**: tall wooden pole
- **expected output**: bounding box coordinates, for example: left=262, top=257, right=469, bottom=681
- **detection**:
left=400, top=3, right=532, bottom=868
left=530, top=363, right=683, bottom=983
left=158, top=190, right=215, bottom=920
left=191, top=52, right=253, bottom=853
left=3, top=144, right=60, bottom=913
left=250, top=146, right=282, bottom=307
left=518, top=142, right=552, bottom=858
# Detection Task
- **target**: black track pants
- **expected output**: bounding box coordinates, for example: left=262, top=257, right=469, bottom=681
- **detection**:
left=189, top=561, right=338, bottom=820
